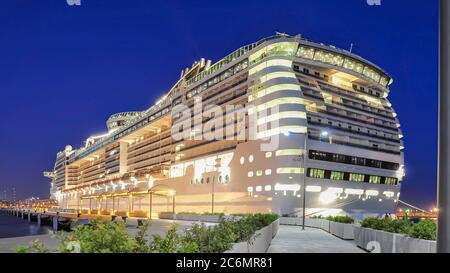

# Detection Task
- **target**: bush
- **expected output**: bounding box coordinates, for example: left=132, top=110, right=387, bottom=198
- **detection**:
left=182, top=222, right=236, bottom=253
left=360, top=217, right=390, bottom=230
left=408, top=220, right=436, bottom=240
left=150, top=224, right=199, bottom=253
left=383, top=219, right=411, bottom=234
left=19, top=213, right=279, bottom=253
left=155, top=213, right=279, bottom=253
left=326, top=215, right=354, bottom=224
left=57, top=219, right=142, bottom=253
left=360, top=217, right=437, bottom=240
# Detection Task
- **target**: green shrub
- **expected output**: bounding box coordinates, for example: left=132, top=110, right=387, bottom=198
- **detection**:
left=15, top=246, right=30, bottom=253
left=150, top=224, right=200, bottom=253
left=408, top=220, right=436, bottom=240
left=326, top=215, right=354, bottom=224
left=360, top=217, right=437, bottom=240
left=182, top=222, right=236, bottom=253
left=20, top=213, right=280, bottom=253
left=57, top=219, right=141, bottom=253
left=383, top=219, right=411, bottom=234
left=360, top=217, right=390, bottom=230
left=134, top=220, right=151, bottom=253
left=156, top=213, right=279, bottom=253
left=15, top=240, right=49, bottom=253
left=220, top=217, right=257, bottom=242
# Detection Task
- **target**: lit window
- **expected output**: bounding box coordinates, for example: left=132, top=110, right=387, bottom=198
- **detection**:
left=345, top=188, right=364, bottom=195
left=249, top=155, right=254, bottom=163
left=309, top=169, right=325, bottom=179
left=306, top=185, right=322, bottom=192
left=330, top=171, right=344, bottom=180
left=369, top=176, right=381, bottom=184
left=256, top=186, right=262, bottom=192
left=256, top=170, right=263, bottom=177
left=366, top=190, right=379, bottom=196
left=240, top=157, right=245, bottom=165
left=265, top=152, right=272, bottom=158
left=349, top=173, right=365, bottom=182
left=264, top=185, right=272, bottom=191
left=277, top=168, right=304, bottom=174
left=384, top=177, right=397, bottom=185
left=247, top=171, right=254, bottom=177
left=248, top=59, right=293, bottom=75
left=265, top=169, right=272, bottom=175
left=276, top=149, right=304, bottom=157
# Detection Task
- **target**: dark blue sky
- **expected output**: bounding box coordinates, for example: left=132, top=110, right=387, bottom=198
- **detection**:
left=0, top=0, right=438, bottom=208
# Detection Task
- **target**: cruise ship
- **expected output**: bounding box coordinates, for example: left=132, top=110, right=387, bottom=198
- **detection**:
left=44, top=33, right=405, bottom=219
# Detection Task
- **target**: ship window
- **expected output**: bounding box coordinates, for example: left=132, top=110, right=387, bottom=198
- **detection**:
left=349, top=173, right=365, bottom=182
left=384, top=177, right=397, bottom=185
left=330, top=171, right=344, bottom=180
left=248, top=155, right=254, bottom=163
left=369, top=176, right=381, bottom=184
left=309, top=168, right=325, bottom=179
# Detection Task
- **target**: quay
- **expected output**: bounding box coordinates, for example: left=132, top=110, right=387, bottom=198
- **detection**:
left=1, top=208, right=150, bottom=233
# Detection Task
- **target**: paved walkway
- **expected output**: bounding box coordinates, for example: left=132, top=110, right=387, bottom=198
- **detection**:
left=267, top=225, right=365, bottom=253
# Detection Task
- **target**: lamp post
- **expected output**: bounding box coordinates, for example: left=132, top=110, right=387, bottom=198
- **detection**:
left=437, top=0, right=450, bottom=253
left=301, top=135, right=307, bottom=230
left=207, top=158, right=222, bottom=214
left=286, top=131, right=308, bottom=230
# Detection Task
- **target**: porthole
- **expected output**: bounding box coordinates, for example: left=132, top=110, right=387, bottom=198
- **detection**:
left=240, top=157, right=245, bottom=165
left=249, top=155, right=254, bottom=163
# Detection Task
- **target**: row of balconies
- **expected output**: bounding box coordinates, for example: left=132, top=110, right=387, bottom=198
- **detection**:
left=307, top=115, right=400, bottom=143
left=308, top=129, right=401, bottom=154
left=301, top=86, right=396, bottom=123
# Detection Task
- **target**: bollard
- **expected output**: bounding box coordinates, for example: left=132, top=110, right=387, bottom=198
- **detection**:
left=28, top=212, right=31, bottom=223
left=52, top=216, right=59, bottom=232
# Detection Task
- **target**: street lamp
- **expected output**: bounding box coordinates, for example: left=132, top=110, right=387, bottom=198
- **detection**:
left=288, top=129, right=330, bottom=230
left=205, top=158, right=222, bottom=214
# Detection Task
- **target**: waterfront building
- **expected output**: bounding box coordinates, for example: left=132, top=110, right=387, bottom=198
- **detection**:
left=45, top=33, right=404, bottom=218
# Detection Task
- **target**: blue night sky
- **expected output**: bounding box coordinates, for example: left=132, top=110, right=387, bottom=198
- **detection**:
left=0, top=0, right=438, bottom=208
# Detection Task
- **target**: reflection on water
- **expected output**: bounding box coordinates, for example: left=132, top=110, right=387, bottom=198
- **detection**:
left=0, top=212, right=52, bottom=239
